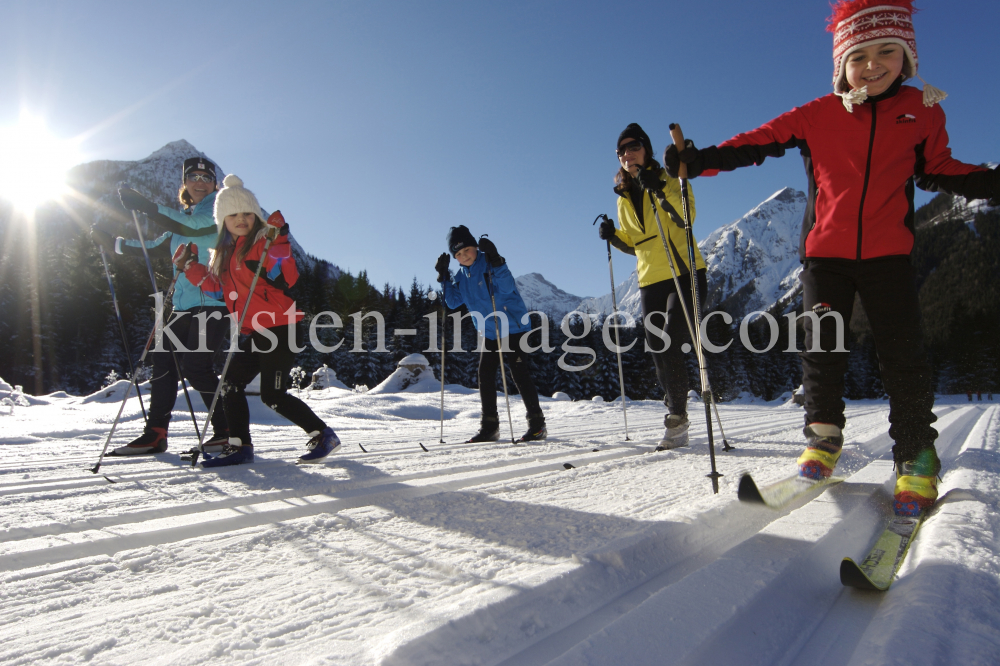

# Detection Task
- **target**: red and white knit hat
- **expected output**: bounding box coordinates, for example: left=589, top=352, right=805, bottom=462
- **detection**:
left=828, top=0, right=945, bottom=111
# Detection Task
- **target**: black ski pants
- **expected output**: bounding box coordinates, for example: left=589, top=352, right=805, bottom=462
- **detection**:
left=640, top=269, right=706, bottom=417
left=479, top=332, right=542, bottom=422
left=148, top=306, right=229, bottom=435
left=223, top=323, right=326, bottom=444
left=800, top=257, right=937, bottom=462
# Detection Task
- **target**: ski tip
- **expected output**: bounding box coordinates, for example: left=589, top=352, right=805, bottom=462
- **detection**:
left=840, top=558, right=884, bottom=591
left=358, top=444, right=368, bottom=453
left=419, top=443, right=429, bottom=452
left=103, top=475, right=117, bottom=484
left=563, top=463, right=575, bottom=470
left=737, top=474, right=765, bottom=503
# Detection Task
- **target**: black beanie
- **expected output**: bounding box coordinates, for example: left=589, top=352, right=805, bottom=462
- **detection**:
left=183, top=157, right=217, bottom=181
left=617, top=123, right=653, bottom=158
left=446, top=225, right=477, bottom=255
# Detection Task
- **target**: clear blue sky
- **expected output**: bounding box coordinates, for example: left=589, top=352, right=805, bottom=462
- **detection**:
left=3, top=0, right=997, bottom=298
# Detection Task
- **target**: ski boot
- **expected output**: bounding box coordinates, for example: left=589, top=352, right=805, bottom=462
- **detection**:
left=657, top=414, right=689, bottom=450
left=298, top=427, right=341, bottom=464
left=112, top=426, right=168, bottom=455
left=518, top=416, right=547, bottom=443
left=201, top=438, right=254, bottom=468
left=180, top=430, right=231, bottom=460
left=894, top=448, right=941, bottom=516
left=202, top=430, right=230, bottom=455
left=797, top=423, right=843, bottom=479
left=467, top=418, right=500, bottom=443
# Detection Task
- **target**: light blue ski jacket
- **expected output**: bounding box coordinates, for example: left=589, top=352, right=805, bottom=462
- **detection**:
left=121, top=191, right=225, bottom=311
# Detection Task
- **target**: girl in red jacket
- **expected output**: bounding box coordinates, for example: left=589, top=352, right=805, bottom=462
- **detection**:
left=178, top=175, right=341, bottom=467
left=664, top=0, right=999, bottom=516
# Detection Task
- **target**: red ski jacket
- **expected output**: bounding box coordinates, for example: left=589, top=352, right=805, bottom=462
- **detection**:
left=186, top=229, right=301, bottom=334
left=700, top=79, right=995, bottom=261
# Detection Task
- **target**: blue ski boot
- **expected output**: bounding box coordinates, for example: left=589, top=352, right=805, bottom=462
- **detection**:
left=298, top=427, right=341, bottom=464
left=201, top=438, right=254, bottom=468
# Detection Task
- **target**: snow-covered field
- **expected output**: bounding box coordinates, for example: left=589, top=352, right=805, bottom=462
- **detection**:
left=1, top=382, right=998, bottom=665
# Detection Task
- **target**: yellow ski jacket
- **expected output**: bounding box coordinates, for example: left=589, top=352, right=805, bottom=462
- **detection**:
left=614, top=169, right=706, bottom=288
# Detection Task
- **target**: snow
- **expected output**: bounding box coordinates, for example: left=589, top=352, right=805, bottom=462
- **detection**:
left=1, top=381, right=999, bottom=665
left=368, top=361, right=439, bottom=394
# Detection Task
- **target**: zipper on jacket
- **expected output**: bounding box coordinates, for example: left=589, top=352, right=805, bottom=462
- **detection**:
left=856, top=103, right=878, bottom=261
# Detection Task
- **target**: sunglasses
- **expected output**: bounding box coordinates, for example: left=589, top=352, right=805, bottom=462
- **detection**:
left=186, top=173, right=215, bottom=183
left=616, top=140, right=643, bottom=157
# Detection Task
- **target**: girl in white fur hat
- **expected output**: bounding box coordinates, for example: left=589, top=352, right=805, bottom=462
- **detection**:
left=176, top=174, right=342, bottom=467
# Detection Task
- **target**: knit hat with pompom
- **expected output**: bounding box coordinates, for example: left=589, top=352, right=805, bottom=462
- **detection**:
left=828, top=0, right=946, bottom=111
left=213, top=174, right=264, bottom=232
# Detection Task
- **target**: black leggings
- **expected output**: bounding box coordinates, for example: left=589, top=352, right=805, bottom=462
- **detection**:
left=639, top=270, right=706, bottom=416
left=799, top=257, right=936, bottom=462
left=148, top=306, right=229, bottom=434
left=223, top=323, right=326, bottom=444
left=478, top=332, right=542, bottom=421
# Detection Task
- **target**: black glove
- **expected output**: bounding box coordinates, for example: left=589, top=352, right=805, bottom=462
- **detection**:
left=90, top=226, right=116, bottom=254
left=435, top=253, right=451, bottom=282
left=477, top=237, right=505, bottom=267
left=663, top=139, right=705, bottom=179
left=598, top=218, right=617, bottom=241
left=635, top=167, right=665, bottom=192
left=118, top=187, right=157, bottom=215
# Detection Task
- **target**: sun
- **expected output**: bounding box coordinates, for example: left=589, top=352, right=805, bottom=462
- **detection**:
left=0, top=113, right=83, bottom=213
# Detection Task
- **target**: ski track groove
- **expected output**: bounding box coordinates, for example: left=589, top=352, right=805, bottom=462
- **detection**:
left=496, top=403, right=989, bottom=666
left=2, top=398, right=984, bottom=666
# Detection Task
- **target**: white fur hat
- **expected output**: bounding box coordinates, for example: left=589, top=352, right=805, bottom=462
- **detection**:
left=213, top=174, right=264, bottom=232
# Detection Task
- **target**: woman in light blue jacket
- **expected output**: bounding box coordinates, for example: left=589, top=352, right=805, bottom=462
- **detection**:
left=93, top=157, right=229, bottom=455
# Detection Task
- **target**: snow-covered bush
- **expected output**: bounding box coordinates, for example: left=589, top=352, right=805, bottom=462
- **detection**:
left=1, top=384, right=30, bottom=415
left=354, top=384, right=370, bottom=394
left=131, top=365, right=152, bottom=385
left=289, top=366, right=307, bottom=392
left=102, top=369, right=120, bottom=389
left=552, top=392, right=571, bottom=401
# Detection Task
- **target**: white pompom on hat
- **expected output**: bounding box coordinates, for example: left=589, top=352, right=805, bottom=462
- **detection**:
left=213, top=174, right=265, bottom=233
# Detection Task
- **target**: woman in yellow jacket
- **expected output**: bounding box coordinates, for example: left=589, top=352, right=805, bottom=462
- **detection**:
left=598, top=123, right=707, bottom=448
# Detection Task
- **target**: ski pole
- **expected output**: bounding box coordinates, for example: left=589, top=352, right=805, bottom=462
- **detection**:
left=131, top=209, right=202, bottom=442
left=192, top=213, right=284, bottom=466
left=481, top=258, right=516, bottom=444
left=592, top=214, right=630, bottom=441
left=435, top=291, right=447, bottom=443
left=638, top=154, right=723, bottom=492
left=89, top=272, right=183, bottom=474
left=669, top=123, right=723, bottom=492
left=97, top=244, right=147, bottom=423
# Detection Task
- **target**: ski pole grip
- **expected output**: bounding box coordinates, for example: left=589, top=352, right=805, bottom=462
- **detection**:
left=669, top=123, right=687, bottom=180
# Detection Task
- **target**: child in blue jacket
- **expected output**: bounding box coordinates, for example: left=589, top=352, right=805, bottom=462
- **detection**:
left=435, top=225, right=546, bottom=442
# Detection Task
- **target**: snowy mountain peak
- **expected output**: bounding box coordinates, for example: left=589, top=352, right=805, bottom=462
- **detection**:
left=144, top=139, right=206, bottom=163
left=515, top=273, right=590, bottom=317
left=699, top=188, right=806, bottom=314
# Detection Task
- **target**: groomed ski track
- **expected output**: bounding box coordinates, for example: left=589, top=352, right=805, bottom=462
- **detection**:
left=1, top=389, right=998, bottom=665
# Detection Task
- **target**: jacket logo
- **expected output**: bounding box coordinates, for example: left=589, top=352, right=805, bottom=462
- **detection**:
left=811, top=302, right=833, bottom=316
left=895, top=114, right=916, bottom=124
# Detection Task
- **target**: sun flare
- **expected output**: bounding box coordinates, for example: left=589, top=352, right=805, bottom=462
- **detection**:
left=0, top=113, right=83, bottom=213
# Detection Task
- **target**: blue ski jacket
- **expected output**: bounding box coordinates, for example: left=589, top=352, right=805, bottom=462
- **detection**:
left=441, top=251, right=531, bottom=340
left=120, top=191, right=225, bottom=311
